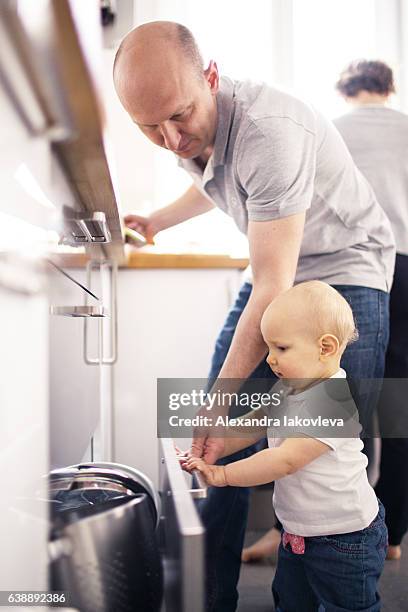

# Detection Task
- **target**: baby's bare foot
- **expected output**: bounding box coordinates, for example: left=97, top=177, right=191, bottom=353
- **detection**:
left=386, top=545, right=401, bottom=560
left=242, top=527, right=281, bottom=563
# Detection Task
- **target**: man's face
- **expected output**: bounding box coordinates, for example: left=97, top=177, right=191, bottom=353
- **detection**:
left=116, top=59, right=219, bottom=160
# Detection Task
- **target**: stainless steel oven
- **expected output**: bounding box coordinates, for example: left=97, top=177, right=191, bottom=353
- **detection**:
left=159, top=439, right=206, bottom=612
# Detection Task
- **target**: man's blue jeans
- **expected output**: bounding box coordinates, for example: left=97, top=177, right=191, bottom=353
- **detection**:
left=200, top=282, right=389, bottom=612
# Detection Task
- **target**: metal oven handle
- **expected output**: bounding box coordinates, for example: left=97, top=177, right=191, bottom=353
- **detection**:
left=189, top=470, right=208, bottom=499
left=176, top=455, right=207, bottom=499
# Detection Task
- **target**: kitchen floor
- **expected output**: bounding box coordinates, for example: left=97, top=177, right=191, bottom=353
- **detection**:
left=238, top=532, right=408, bottom=611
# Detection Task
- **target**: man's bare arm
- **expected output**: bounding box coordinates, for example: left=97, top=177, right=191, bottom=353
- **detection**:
left=125, top=183, right=215, bottom=242
left=190, top=213, right=305, bottom=464
left=217, top=212, right=306, bottom=379
left=151, top=183, right=215, bottom=231
left=191, top=212, right=306, bottom=463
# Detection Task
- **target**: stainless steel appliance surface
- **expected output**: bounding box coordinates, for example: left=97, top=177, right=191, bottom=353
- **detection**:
left=50, top=462, right=161, bottom=527
left=159, top=439, right=205, bottom=612
left=49, top=462, right=163, bottom=612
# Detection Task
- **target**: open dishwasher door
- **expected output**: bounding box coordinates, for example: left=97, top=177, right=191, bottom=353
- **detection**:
left=159, top=439, right=206, bottom=612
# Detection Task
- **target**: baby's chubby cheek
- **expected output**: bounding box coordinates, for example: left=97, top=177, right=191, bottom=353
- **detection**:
left=284, top=364, right=313, bottom=382
left=282, top=362, right=303, bottom=377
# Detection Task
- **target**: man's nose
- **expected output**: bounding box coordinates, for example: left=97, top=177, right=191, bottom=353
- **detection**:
left=160, top=121, right=181, bottom=151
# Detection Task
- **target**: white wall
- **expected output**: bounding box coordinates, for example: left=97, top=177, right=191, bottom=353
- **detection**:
left=399, top=0, right=408, bottom=110
left=102, top=47, right=156, bottom=216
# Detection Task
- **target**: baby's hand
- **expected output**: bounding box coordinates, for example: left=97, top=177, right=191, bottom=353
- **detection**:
left=186, top=457, right=228, bottom=487
left=174, top=444, right=191, bottom=472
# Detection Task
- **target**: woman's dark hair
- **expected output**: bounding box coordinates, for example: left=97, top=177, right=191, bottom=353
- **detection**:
left=335, top=60, right=395, bottom=97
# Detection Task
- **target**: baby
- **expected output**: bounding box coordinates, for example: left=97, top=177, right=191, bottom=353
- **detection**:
left=186, top=281, right=387, bottom=611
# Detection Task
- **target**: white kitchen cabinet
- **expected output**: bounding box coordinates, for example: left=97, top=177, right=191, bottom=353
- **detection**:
left=48, top=269, right=101, bottom=468
left=0, top=19, right=59, bottom=597
left=48, top=262, right=116, bottom=468
left=0, top=260, right=49, bottom=595
left=113, top=267, right=244, bottom=486
left=47, top=266, right=244, bottom=485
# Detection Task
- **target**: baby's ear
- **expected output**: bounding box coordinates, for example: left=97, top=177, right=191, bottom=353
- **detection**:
left=318, top=334, right=340, bottom=360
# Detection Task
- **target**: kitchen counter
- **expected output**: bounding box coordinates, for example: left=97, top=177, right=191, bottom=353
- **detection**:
left=49, top=246, right=250, bottom=269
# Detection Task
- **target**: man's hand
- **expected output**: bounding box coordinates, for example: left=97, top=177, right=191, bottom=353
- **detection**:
left=190, top=434, right=225, bottom=465
left=187, top=404, right=226, bottom=464
left=124, top=185, right=215, bottom=247
left=186, top=457, right=228, bottom=487
left=124, top=213, right=157, bottom=244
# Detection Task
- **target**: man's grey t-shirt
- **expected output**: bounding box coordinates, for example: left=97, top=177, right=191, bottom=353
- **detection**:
left=178, top=77, right=395, bottom=290
left=334, top=106, right=408, bottom=256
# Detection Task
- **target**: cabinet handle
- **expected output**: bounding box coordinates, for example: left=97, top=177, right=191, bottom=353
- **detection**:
left=189, top=470, right=208, bottom=499
left=83, top=260, right=117, bottom=365
left=176, top=456, right=208, bottom=499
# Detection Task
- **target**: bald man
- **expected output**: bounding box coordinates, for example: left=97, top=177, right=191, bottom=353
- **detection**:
left=114, top=22, right=395, bottom=612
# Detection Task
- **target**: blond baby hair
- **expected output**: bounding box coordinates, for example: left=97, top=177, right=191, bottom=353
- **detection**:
left=284, top=281, right=359, bottom=348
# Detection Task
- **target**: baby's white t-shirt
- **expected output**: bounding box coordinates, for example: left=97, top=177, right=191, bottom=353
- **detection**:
left=266, top=369, right=379, bottom=536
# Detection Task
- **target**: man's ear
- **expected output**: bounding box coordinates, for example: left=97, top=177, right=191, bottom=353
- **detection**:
left=204, top=60, right=219, bottom=95
left=318, top=334, right=340, bottom=360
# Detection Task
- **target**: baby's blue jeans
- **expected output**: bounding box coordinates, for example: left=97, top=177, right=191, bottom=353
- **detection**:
left=272, top=501, right=387, bottom=611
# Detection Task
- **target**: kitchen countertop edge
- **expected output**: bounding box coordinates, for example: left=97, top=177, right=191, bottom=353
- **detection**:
left=48, top=250, right=250, bottom=270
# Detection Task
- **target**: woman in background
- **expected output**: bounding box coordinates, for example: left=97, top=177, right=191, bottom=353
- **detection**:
left=334, top=60, right=408, bottom=560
